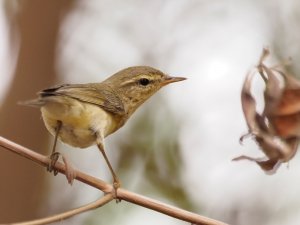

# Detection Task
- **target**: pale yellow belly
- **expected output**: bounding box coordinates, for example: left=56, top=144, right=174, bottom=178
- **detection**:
left=41, top=97, right=116, bottom=148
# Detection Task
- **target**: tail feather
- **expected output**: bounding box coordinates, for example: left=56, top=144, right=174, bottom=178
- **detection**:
left=18, top=98, right=45, bottom=107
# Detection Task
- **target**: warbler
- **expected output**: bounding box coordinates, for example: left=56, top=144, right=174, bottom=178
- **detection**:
left=22, top=66, right=186, bottom=189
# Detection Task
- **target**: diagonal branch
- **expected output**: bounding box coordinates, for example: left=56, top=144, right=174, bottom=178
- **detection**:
left=0, top=136, right=229, bottom=225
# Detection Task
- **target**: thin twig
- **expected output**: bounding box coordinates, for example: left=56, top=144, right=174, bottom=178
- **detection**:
left=0, top=136, right=229, bottom=225
left=12, top=194, right=114, bottom=225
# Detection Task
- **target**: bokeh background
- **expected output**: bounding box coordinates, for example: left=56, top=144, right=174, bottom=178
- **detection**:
left=1, top=0, right=300, bottom=225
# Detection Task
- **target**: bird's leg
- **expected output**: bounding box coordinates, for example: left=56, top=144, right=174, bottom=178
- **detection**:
left=47, top=120, right=62, bottom=175
left=96, top=140, right=121, bottom=200
left=47, top=120, right=76, bottom=184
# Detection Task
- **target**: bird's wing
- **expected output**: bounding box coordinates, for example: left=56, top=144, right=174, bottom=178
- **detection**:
left=39, top=83, right=125, bottom=115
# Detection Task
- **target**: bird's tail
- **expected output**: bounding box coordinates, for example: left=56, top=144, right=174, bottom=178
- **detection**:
left=18, top=98, right=45, bottom=107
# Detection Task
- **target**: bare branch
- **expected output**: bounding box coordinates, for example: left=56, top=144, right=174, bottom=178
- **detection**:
left=13, top=194, right=114, bottom=225
left=0, top=136, right=228, bottom=225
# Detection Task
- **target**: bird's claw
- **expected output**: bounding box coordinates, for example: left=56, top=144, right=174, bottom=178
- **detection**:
left=47, top=152, right=61, bottom=175
left=112, top=179, right=121, bottom=203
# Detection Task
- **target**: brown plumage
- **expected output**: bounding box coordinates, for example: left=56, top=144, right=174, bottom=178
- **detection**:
left=23, top=66, right=186, bottom=186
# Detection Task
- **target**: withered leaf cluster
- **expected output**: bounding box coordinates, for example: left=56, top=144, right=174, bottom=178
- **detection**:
left=234, top=49, right=300, bottom=173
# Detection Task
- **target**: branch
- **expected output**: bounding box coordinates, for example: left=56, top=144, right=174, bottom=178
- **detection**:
left=0, top=136, right=229, bottom=225
left=13, top=194, right=114, bottom=225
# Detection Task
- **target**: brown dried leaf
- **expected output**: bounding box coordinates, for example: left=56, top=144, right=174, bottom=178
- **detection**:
left=235, top=48, right=300, bottom=173
left=240, top=71, right=259, bottom=135
left=233, top=155, right=281, bottom=173
left=273, top=73, right=300, bottom=116
left=270, top=113, right=300, bottom=138
left=261, top=64, right=284, bottom=117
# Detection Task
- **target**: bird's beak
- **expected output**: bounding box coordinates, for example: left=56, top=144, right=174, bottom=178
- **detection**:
left=162, top=75, right=187, bottom=86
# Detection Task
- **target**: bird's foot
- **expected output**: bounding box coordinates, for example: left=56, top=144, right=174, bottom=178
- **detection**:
left=112, top=178, right=121, bottom=203
left=47, top=152, right=76, bottom=185
left=47, top=152, right=60, bottom=175
left=61, top=154, right=77, bottom=185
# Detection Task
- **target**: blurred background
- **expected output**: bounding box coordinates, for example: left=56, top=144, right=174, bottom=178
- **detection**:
left=1, top=0, right=300, bottom=224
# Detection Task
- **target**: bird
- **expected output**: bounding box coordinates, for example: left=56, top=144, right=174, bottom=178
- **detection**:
left=22, top=66, right=186, bottom=191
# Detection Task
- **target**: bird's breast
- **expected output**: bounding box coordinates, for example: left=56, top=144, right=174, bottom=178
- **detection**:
left=41, top=97, right=118, bottom=148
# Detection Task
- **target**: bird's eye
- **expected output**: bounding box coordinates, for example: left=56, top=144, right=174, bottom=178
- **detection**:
left=139, top=78, right=150, bottom=86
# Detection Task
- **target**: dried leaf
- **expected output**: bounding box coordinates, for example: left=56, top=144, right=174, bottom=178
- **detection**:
left=234, top=48, right=300, bottom=173
left=261, top=64, right=284, bottom=117
left=240, top=71, right=259, bottom=134
left=268, top=73, right=300, bottom=121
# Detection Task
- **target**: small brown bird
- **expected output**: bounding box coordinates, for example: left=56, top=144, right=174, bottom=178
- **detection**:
left=23, top=66, right=186, bottom=190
